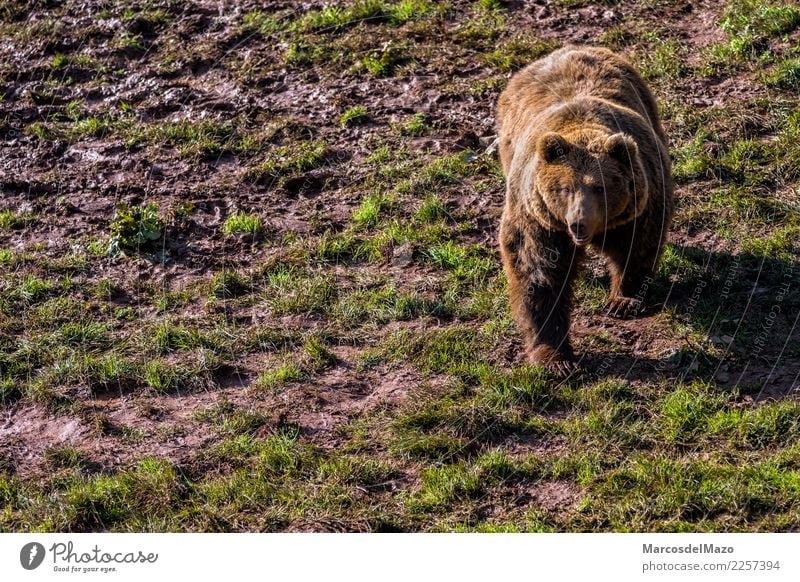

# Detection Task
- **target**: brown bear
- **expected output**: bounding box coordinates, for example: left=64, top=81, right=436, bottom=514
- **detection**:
left=496, top=46, right=674, bottom=375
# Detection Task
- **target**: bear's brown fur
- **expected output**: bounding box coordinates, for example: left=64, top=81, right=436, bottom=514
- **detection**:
left=496, top=46, right=674, bottom=375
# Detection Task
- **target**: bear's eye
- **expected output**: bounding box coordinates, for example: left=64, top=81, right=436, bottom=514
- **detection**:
left=592, top=185, right=604, bottom=196
left=559, top=186, right=570, bottom=196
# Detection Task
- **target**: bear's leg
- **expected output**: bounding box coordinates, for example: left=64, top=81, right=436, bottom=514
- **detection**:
left=601, top=225, right=661, bottom=318
left=501, top=221, right=580, bottom=376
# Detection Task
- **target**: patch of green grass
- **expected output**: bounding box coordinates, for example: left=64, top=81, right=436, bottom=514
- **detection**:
left=455, top=4, right=506, bottom=47
left=335, top=284, right=447, bottom=325
left=362, top=46, right=405, bottom=77
left=246, top=140, right=329, bottom=182
left=44, top=446, right=86, bottom=470
left=241, top=10, right=286, bottom=35
left=407, top=462, right=482, bottom=511
left=765, top=57, right=800, bottom=89
left=142, top=360, right=188, bottom=392
left=84, top=354, right=137, bottom=391
left=299, top=2, right=379, bottom=32
left=316, top=230, right=383, bottom=264
left=24, top=122, right=56, bottom=141
left=423, top=240, right=467, bottom=270
left=114, top=31, right=144, bottom=52
left=368, top=326, right=489, bottom=380
left=482, top=365, right=563, bottom=411
left=59, top=322, right=109, bottom=350
left=50, top=53, right=69, bottom=69
left=19, top=275, right=53, bottom=303
left=657, top=244, right=710, bottom=281
left=223, top=211, right=263, bottom=235
left=672, top=132, right=714, bottom=182
left=352, top=192, right=393, bottom=228
left=56, top=458, right=182, bottom=530
left=194, top=400, right=266, bottom=436
left=423, top=241, right=496, bottom=284
left=121, top=7, right=170, bottom=28
left=702, top=0, right=800, bottom=73
left=485, top=36, right=558, bottom=71
left=0, top=210, right=35, bottom=230
left=295, top=0, right=440, bottom=35
left=340, top=105, right=368, bottom=128
left=637, top=37, right=687, bottom=81
left=153, top=324, right=198, bottom=354
left=414, top=194, right=451, bottom=223
left=107, top=203, right=164, bottom=257
left=210, top=270, right=250, bottom=299
left=284, top=42, right=327, bottom=67
left=656, top=384, right=727, bottom=443
left=720, top=0, right=800, bottom=39
left=140, top=119, right=239, bottom=159
left=395, top=152, right=493, bottom=195
left=709, top=402, right=800, bottom=449
left=388, top=0, right=438, bottom=24
left=70, top=116, right=120, bottom=140
left=255, top=362, right=304, bottom=391
left=392, top=112, right=429, bottom=136
left=265, top=266, right=337, bottom=315
left=739, top=225, right=800, bottom=259
left=303, top=336, right=336, bottom=370
left=584, top=454, right=800, bottom=531
left=597, top=25, right=641, bottom=50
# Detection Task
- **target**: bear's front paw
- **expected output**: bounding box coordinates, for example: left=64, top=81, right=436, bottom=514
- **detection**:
left=605, top=295, right=643, bottom=319
left=529, top=345, right=577, bottom=378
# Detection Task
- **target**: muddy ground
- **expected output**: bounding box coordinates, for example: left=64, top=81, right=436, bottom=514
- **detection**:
left=1, top=0, right=799, bottom=532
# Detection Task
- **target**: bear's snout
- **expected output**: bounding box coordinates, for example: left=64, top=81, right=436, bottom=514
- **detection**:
left=568, top=221, right=590, bottom=245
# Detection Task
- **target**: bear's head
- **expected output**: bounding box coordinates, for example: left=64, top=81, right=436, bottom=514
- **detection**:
left=528, top=130, right=649, bottom=245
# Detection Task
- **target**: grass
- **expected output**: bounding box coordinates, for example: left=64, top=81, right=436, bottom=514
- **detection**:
left=246, top=140, right=329, bottom=183
left=485, top=36, right=559, bottom=71
left=1, top=0, right=800, bottom=534
left=352, top=192, right=394, bottom=227
left=393, top=113, right=429, bottom=136
left=0, top=210, right=35, bottom=230
left=223, top=211, right=263, bottom=235
left=340, top=105, right=368, bottom=127
left=765, top=58, right=800, bottom=89
left=701, top=0, right=800, bottom=73
left=106, top=202, right=164, bottom=257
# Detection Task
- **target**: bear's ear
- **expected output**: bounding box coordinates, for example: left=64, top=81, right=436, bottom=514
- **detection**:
left=604, top=133, right=638, bottom=165
left=537, top=132, right=571, bottom=163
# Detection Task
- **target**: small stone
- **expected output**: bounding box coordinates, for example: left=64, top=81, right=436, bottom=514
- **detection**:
left=715, top=371, right=731, bottom=383
left=392, top=243, right=414, bottom=267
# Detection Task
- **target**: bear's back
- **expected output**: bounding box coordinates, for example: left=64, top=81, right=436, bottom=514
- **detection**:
left=496, top=46, right=666, bottom=173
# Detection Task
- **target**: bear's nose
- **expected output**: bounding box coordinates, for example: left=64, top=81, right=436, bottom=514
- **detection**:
left=569, top=222, right=586, bottom=239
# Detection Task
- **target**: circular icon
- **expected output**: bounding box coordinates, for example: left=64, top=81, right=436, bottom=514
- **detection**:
left=20, top=542, right=46, bottom=570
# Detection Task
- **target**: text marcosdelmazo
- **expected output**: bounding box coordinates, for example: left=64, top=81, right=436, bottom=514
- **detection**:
left=643, top=544, right=733, bottom=554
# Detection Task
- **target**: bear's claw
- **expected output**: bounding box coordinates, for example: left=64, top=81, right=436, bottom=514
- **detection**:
left=534, top=357, right=578, bottom=378
left=529, top=345, right=577, bottom=378
left=605, top=296, right=643, bottom=319
left=549, top=359, right=578, bottom=378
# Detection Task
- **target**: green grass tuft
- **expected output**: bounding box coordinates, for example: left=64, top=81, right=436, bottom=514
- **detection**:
left=223, top=211, right=263, bottom=235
